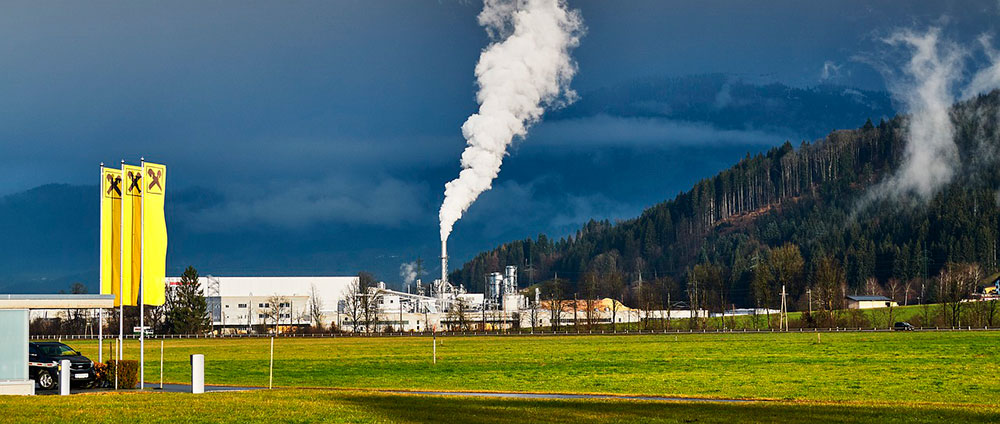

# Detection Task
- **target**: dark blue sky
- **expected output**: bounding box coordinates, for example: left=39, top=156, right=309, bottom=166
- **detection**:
left=1, top=0, right=998, bottom=287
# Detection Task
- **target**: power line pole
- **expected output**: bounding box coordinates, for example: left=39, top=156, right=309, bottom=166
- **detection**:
left=637, top=271, right=642, bottom=330
left=780, top=284, right=788, bottom=331
left=573, top=292, right=578, bottom=333
left=807, top=288, right=812, bottom=315
left=666, top=291, right=671, bottom=329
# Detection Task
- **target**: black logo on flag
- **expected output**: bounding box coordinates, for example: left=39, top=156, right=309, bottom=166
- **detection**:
left=147, top=168, right=163, bottom=194
left=127, top=170, right=142, bottom=196
left=105, top=174, right=121, bottom=198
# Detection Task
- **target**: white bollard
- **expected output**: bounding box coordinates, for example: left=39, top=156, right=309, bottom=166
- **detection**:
left=60, top=359, right=70, bottom=396
left=191, top=354, right=204, bottom=394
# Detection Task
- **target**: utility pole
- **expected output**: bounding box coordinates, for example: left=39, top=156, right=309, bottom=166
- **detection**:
left=780, top=284, right=788, bottom=331
left=637, top=271, right=643, bottom=330
left=692, top=276, right=698, bottom=327
left=807, top=289, right=812, bottom=315
left=666, top=291, right=671, bottom=329
left=620, top=293, right=625, bottom=332
left=573, top=293, right=578, bottom=333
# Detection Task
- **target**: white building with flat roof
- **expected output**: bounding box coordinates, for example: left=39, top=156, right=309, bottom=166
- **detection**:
left=166, top=276, right=358, bottom=332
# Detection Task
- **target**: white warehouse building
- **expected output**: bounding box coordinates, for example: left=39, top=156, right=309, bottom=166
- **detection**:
left=166, top=275, right=357, bottom=333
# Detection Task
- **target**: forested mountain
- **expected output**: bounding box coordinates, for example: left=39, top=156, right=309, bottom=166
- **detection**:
left=549, top=74, right=895, bottom=140
left=452, top=90, right=1000, bottom=315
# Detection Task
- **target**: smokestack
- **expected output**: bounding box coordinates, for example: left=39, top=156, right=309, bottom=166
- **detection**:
left=441, top=239, right=448, bottom=284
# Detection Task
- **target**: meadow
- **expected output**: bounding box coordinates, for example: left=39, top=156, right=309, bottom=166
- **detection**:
left=57, top=330, right=1000, bottom=405
left=2, top=389, right=998, bottom=423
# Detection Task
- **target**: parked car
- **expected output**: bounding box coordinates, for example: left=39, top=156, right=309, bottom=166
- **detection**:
left=28, top=342, right=96, bottom=390
left=893, top=322, right=915, bottom=331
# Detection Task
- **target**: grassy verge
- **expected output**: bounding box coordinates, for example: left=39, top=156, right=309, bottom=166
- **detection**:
left=2, top=389, right=999, bottom=423
left=53, top=331, right=1000, bottom=405
left=613, top=303, right=952, bottom=331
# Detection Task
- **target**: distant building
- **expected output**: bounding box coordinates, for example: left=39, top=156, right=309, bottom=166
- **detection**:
left=709, top=308, right=780, bottom=317
left=845, top=295, right=898, bottom=310
left=165, top=276, right=358, bottom=333
left=973, top=277, right=1000, bottom=300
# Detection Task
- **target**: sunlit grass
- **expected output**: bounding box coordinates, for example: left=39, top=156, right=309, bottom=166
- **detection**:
left=52, top=331, right=1000, bottom=405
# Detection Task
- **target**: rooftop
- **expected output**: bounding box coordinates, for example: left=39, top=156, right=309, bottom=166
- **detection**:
left=0, top=294, right=115, bottom=309
left=846, top=295, right=893, bottom=302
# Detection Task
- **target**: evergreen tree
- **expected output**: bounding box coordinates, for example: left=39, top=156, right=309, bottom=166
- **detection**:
left=166, top=266, right=210, bottom=334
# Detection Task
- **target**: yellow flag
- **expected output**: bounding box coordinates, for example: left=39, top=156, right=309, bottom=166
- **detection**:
left=122, top=164, right=143, bottom=306
left=100, top=167, right=124, bottom=305
left=141, top=162, right=167, bottom=306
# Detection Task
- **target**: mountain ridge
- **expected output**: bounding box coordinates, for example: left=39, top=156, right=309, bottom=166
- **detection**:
left=451, top=90, right=1000, bottom=312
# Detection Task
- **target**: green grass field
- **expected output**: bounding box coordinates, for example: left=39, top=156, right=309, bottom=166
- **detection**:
left=2, top=389, right=998, bottom=423
left=52, top=330, right=1000, bottom=405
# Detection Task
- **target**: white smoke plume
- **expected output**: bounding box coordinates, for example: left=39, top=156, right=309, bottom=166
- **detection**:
left=962, top=34, right=1000, bottom=204
left=399, top=261, right=418, bottom=291
left=438, top=0, right=583, bottom=242
left=964, top=34, right=1000, bottom=98
left=872, top=27, right=966, bottom=200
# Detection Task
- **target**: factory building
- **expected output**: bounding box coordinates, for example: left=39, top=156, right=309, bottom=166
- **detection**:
left=165, top=275, right=357, bottom=333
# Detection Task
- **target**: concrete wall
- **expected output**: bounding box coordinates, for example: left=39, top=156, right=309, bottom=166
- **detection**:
left=0, top=310, right=33, bottom=395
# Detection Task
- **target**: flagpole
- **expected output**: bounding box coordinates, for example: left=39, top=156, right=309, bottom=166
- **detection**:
left=99, top=163, right=104, bottom=363
left=140, top=157, right=145, bottom=390
left=118, top=160, right=124, bottom=390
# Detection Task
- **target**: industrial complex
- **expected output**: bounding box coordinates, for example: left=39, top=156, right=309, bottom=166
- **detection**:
left=149, top=266, right=712, bottom=334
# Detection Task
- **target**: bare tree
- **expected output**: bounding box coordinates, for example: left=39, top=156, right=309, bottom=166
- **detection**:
left=582, top=272, right=598, bottom=330
left=768, top=243, right=804, bottom=304
left=885, top=278, right=902, bottom=327
left=864, top=277, right=883, bottom=297
left=588, top=252, right=624, bottom=332
left=146, top=305, right=168, bottom=334
left=986, top=297, right=1000, bottom=327
left=265, top=295, right=289, bottom=334
left=886, top=279, right=901, bottom=304
left=544, top=278, right=565, bottom=331
left=810, top=255, right=844, bottom=327
left=937, top=263, right=980, bottom=327
left=446, top=297, right=470, bottom=331
left=605, top=273, right=624, bottom=332
left=308, top=284, right=324, bottom=331
left=342, top=280, right=364, bottom=333
left=358, top=272, right=380, bottom=334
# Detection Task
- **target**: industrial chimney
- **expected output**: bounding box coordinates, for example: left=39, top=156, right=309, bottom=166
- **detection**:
left=441, top=239, right=448, bottom=285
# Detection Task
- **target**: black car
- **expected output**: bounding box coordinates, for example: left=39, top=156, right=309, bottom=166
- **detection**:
left=28, top=342, right=97, bottom=390
left=893, top=322, right=916, bottom=331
